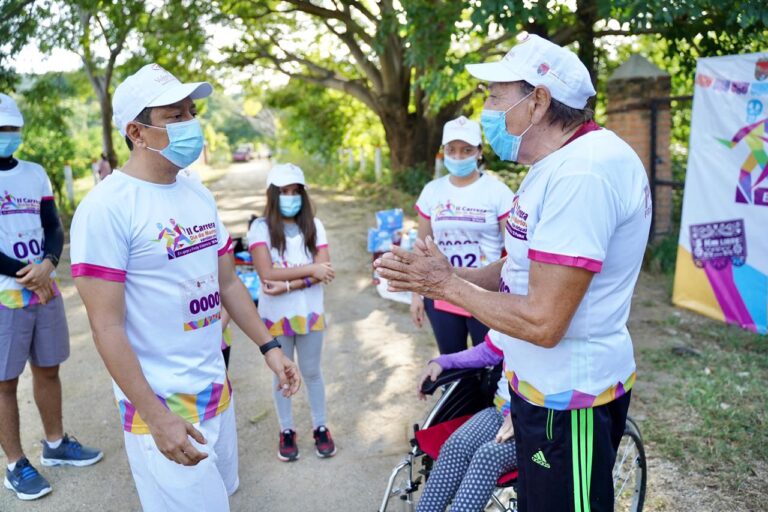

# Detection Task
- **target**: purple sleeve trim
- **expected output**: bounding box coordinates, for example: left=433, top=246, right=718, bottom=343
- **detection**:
left=431, top=342, right=503, bottom=370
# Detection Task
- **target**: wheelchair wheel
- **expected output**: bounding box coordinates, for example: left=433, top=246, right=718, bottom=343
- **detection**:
left=613, top=416, right=647, bottom=512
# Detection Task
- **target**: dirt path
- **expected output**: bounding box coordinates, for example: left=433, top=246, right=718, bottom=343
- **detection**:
left=1, top=162, right=725, bottom=511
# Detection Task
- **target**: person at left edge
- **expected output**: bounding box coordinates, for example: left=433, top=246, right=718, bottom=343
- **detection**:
left=70, top=64, right=301, bottom=511
left=0, top=93, right=102, bottom=502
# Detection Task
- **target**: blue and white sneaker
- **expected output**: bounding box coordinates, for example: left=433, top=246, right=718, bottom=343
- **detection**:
left=4, top=457, right=52, bottom=501
left=40, top=434, right=103, bottom=467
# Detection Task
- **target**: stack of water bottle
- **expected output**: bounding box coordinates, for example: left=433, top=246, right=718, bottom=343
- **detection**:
left=367, top=208, right=418, bottom=287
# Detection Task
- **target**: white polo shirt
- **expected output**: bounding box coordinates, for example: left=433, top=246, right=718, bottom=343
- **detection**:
left=496, top=128, right=651, bottom=410
left=70, top=170, right=233, bottom=433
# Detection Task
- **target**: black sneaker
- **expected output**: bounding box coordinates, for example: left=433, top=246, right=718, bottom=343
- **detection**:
left=313, top=426, right=337, bottom=458
left=278, top=429, right=299, bottom=462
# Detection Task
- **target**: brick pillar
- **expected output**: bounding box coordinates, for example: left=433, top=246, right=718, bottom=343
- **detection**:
left=606, top=55, right=672, bottom=238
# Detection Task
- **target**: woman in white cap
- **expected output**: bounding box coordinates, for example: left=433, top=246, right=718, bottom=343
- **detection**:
left=412, top=116, right=514, bottom=354
left=248, top=163, right=337, bottom=462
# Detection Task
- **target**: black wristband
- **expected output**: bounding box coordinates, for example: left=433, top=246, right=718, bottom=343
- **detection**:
left=259, top=338, right=282, bottom=355
left=44, top=253, right=60, bottom=268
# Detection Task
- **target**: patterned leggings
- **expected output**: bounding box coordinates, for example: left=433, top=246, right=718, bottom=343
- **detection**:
left=417, top=407, right=517, bottom=512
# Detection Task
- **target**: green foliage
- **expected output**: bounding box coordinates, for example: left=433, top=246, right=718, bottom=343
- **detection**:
left=14, top=75, right=76, bottom=207
left=266, top=81, right=348, bottom=162
left=645, top=232, right=681, bottom=274
left=265, top=78, right=385, bottom=166
left=398, top=162, right=431, bottom=197
left=640, top=322, right=767, bottom=499
left=205, top=94, right=264, bottom=149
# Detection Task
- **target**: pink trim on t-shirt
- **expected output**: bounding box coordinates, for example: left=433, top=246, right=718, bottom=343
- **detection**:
left=484, top=334, right=503, bottom=356
left=41, top=196, right=54, bottom=201
left=414, top=204, right=431, bottom=220
left=528, top=249, right=603, bottom=273
left=317, top=243, right=329, bottom=250
left=248, top=241, right=267, bottom=251
left=71, top=263, right=127, bottom=283
left=217, top=236, right=233, bottom=257
left=498, top=209, right=511, bottom=221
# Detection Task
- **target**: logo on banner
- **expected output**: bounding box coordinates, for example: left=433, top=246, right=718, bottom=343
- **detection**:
left=716, top=119, right=768, bottom=206
left=695, top=74, right=713, bottom=88
left=747, top=100, right=764, bottom=123
left=689, top=219, right=746, bottom=269
left=756, top=58, right=768, bottom=81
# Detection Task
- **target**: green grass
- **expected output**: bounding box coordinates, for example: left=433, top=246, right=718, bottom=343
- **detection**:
left=640, top=322, right=767, bottom=495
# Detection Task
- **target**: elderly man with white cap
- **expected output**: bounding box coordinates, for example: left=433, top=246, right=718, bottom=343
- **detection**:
left=376, top=34, right=651, bottom=511
left=70, top=64, right=301, bottom=510
left=0, top=94, right=102, bottom=501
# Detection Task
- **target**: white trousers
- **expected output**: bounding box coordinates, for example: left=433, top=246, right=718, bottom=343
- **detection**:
left=124, top=401, right=239, bottom=511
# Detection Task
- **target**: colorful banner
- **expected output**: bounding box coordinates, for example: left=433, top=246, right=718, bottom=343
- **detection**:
left=673, top=52, right=768, bottom=334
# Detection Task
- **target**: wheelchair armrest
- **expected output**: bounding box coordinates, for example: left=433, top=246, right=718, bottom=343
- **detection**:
left=420, top=367, right=487, bottom=396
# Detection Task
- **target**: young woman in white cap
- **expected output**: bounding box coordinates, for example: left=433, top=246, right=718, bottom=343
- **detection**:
left=248, top=163, right=336, bottom=462
left=412, top=116, right=514, bottom=354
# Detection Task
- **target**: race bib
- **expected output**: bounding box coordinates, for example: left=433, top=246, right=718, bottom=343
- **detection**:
left=438, top=238, right=481, bottom=268
left=180, top=273, right=221, bottom=331
left=0, top=227, right=44, bottom=264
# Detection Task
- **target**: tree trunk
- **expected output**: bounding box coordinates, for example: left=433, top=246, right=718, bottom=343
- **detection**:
left=378, top=100, right=464, bottom=191
left=97, top=89, right=118, bottom=169
left=576, top=0, right=598, bottom=87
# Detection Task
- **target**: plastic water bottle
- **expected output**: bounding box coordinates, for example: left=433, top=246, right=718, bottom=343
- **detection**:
left=408, top=228, right=418, bottom=250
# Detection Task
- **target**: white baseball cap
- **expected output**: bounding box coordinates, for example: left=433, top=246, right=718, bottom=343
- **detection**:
left=466, top=33, right=596, bottom=109
left=112, top=64, right=213, bottom=136
left=0, top=94, right=24, bottom=128
left=266, top=163, right=306, bottom=188
left=442, top=116, right=482, bottom=146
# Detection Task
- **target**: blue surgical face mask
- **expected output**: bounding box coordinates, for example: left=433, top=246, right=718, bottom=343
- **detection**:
left=141, top=118, right=205, bottom=169
left=279, top=194, right=302, bottom=217
left=0, top=132, right=22, bottom=158
left=480, top=92, right=533, bottom=162
left=443, top=154, right=478, bottom=177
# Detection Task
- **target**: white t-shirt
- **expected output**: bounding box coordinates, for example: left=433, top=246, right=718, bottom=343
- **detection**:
left=496, top=128, right=651, bottom=410
left=247, top=218, right=328, bottom=336
left=70, top=170, right=233, bottom=434
left=416, top=173, right=514, bottom=269
left=0, top=160, right=60, bottom=309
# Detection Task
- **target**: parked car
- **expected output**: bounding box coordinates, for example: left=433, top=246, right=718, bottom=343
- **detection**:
left=232, top=144, right=254, bottom=162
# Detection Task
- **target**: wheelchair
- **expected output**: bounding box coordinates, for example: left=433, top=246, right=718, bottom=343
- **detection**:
left=379, top=367, right=647, bottom=512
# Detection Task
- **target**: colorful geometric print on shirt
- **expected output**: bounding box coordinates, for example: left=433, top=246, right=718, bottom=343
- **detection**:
left=495, top=128, right=651, bottom=410
left=415, top=173, right=514, bottom=270
left=70, top=170, right=233, bottom=433
left=0, top=160, right=60, bottom=309
left=247, top=218, right=328, bottom=337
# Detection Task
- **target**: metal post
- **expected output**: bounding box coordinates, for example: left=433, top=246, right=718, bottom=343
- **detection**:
left=63, top=164, right=75, bottom=209
left=375, top=147, right=382, bottom=181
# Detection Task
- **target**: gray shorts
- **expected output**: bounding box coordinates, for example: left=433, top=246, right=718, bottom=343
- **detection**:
left=0, top=295, right=70, bottom=381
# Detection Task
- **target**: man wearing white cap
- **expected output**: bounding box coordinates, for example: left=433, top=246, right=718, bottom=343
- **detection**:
left=411, top=116, right=513, bottom=355
left=0, top=94, right=102, bottom=501
left=376, top=34, right=651, bottom=511
left=70, top=64, right=301, bottom=510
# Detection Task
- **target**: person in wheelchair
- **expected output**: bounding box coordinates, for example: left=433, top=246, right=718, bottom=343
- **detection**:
left=416, top=334, right=516, bottom=512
